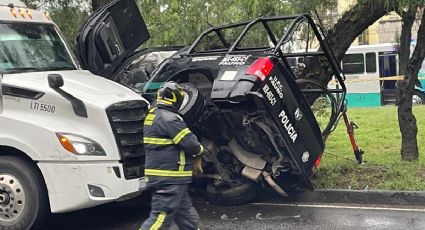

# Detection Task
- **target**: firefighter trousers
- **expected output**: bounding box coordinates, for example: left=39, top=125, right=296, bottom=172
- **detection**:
left=140, top=184, right=200, bottom=230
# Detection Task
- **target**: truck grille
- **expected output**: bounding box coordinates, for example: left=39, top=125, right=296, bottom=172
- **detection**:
left=106, top=100, right=148, bottom=179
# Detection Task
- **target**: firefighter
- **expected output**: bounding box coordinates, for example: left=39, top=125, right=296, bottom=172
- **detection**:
left=140, top=81, right=204, bottom=230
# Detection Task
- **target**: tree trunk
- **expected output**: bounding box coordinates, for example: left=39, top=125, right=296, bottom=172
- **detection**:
left=396, top=7, right=416, bottom=160
left=92, top=0, right=113, bottom=11
left=397, top=8, right=416, bottom=78
left=396, top=8, right=425, bottom=161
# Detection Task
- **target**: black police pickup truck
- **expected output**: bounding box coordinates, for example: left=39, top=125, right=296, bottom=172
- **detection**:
left=75, top=0, right=348, bottom=205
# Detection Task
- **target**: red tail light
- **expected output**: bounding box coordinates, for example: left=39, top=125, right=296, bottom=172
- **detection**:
left=245, top=57, right=275, bottom=81
left=312, top=154, right=322, bottom=173
left=314, top=154, right=322, bottom=168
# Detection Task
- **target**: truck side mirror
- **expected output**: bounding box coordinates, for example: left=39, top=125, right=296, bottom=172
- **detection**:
left=48, top=74, right=64, bottom=89
left=47, top=73, right=88, bottom=118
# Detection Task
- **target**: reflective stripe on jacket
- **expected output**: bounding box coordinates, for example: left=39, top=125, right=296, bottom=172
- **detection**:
left=143, top=106, right=203, bottom=185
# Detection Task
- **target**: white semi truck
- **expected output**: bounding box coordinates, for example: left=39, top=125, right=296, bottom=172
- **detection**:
left=0, top=1, right=149, bottom=229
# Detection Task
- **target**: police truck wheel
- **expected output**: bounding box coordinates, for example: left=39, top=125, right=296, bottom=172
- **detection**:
left=0, top=156, right=48, bottom=230
left=205, top=179, right=259, bottom=205
left=179, top=83, right=206, bottom=126
left=412, top=90, right=425, bottom=105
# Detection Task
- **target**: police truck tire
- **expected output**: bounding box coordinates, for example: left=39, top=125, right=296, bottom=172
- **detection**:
left=0, top=156, right=49, bottom=230
left=205, top=179, right=259, bottom=205
left=179, top=83, right=205, bottom=126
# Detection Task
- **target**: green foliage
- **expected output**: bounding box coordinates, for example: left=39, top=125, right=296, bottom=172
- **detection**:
left=312, top=96, right=331, bottom=117
left=49, top=1, right=89, bottom=48
left=286, top=0, right=338, bottom=29
left=21, top=0, right=38, bottom=8
left=137, top=0, right=337, bottom=46
left=22, top=0, right=338, bottom=48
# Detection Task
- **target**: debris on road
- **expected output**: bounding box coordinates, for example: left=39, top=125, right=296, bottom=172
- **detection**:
left=220, top=214, right=229, bottom=220
left=255, top=213, right=263, bottom=220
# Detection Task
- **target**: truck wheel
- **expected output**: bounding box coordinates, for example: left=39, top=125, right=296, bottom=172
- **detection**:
left=0, top=156, right=48, bottom=230
left=412, top=90, right=425, bottom=105
left=205, top=179, right=259, bottom=205
left=179, top=83, right=206, bottom=126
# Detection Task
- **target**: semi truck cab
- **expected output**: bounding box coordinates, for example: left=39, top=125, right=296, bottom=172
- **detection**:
left=0, top=1, right=149, bottom=228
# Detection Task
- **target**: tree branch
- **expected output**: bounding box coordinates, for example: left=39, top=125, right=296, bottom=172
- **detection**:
left=326, top=0, right=398, bottom=61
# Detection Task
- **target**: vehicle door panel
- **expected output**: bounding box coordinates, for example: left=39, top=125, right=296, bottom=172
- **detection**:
left=75, top=0, right=150, bottom=79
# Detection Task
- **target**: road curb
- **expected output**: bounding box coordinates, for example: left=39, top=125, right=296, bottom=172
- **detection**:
left=259, top=189, right=425, bottom=206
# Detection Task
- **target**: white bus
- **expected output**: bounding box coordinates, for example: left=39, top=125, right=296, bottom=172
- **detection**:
left=342, top=43, right=425, bottom=107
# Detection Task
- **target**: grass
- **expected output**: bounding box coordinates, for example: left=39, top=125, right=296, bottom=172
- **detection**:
left=313, top=106, right=425, bottom=191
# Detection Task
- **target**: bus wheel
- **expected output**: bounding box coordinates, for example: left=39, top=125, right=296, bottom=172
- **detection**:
left=412, top=90, right=425, bottom=105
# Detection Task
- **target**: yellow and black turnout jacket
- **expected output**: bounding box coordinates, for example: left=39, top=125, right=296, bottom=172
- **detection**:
left=143, top=106, right=203, bottom=185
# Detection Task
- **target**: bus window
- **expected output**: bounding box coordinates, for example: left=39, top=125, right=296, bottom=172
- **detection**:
left=343, top=53, right=364, bottom=74
left=366, top=52, right=376, bottom=73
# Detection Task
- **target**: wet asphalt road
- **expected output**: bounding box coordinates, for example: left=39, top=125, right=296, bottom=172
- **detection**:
left=44, top=194, right=425, bottom=230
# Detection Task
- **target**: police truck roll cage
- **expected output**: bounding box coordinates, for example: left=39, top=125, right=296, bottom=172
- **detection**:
left=184, top=14, right=347, bottom=138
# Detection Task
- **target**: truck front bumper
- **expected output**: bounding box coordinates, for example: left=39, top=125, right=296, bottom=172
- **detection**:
left=38, top=161, right=145, bottom=213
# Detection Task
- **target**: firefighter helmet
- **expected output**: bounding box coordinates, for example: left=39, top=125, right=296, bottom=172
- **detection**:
left=156, top=81, right=185, bottom=110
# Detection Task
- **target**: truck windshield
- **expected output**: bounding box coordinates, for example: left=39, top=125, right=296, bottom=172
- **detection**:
left=0, top=23, right=76, bottom=74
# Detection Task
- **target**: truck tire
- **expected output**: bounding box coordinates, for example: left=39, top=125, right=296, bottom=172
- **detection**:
left=413, top=90, right=425, bottom=105
left=0, top=156, right=48, bottom=230
left=179, top=83, right=206, bottom=126
left=205, top=179, right=259, bottom=205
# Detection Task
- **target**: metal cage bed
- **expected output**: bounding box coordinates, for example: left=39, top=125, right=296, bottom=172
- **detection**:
left=185, top=14, right=348, bottom=138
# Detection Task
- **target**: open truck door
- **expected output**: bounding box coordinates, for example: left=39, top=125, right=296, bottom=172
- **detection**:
left=75, top=0, right=150, bottom=79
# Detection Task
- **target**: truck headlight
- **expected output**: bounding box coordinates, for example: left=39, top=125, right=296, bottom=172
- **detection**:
left=56, top=133, right=106, bottom=156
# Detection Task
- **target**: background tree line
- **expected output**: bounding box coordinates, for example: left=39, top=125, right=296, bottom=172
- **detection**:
left=22, top=0, right=337, bottom=46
